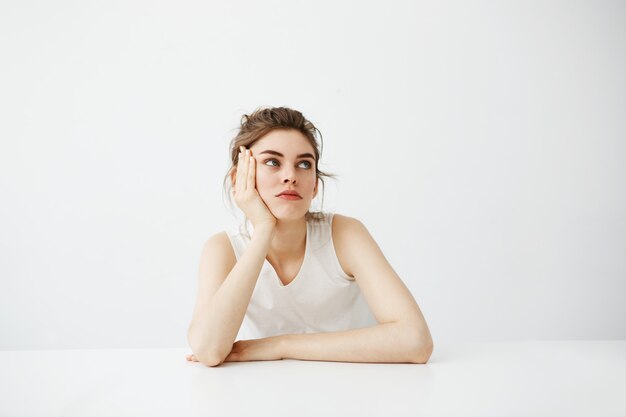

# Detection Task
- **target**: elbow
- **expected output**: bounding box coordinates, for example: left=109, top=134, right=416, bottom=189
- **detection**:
left=187, top=330, right=227, bottom=367
left=189, top=346, right=227, bottom=367
left=405, top=324, right=434, bottom=364
left=414, top=339, right=434, bottom=364
left=406, top=318, right=434, bottom=364
left=188, top=339, right=226, bottom=367
left=410, top=337, right=434, bottom=364
left=197, top=351, right=226, bottom=367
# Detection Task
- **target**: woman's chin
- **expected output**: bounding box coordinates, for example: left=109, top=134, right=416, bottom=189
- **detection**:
left=269, top=203, right=309, bottom=221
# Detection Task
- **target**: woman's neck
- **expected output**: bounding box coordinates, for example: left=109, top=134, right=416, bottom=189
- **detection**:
left=265, top=217, right=307, bottom=265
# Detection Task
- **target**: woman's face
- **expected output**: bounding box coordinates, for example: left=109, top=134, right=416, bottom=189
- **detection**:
left=247, top=129, right=318, bottom=221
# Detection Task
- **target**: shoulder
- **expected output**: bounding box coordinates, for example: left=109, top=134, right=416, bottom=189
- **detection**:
left=331, top=213, right=365, bottom=234
left=203, top=230, right=231, bottom=249
left=330, top=213, right=371, bottom=278
left=201, top=230, right=237, bottom=269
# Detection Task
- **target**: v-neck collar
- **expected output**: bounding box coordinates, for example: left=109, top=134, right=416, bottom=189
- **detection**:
left=266, top=220, right=310, bottom=288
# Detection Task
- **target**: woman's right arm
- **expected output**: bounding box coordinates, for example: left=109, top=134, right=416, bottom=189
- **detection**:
left=187, top=223, right=275, bottom=367
left=188, top=146, right=277, bottom=366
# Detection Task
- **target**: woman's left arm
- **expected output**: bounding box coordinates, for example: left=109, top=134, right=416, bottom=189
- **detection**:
left=278, top=215, right=433, bottom=364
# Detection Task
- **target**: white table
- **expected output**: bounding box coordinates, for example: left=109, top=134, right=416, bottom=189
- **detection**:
left=1, top=341, right=624, bottom=417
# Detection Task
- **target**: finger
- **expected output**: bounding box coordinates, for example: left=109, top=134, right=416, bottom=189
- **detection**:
left=242, top=148, right=250, bottom=191
left=235, top=147, right=244, bottom=193
left=247, top=151, right=256, bottom=190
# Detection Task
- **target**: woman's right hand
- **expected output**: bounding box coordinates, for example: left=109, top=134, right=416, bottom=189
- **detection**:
left=232, top=146, right=277, bottom=230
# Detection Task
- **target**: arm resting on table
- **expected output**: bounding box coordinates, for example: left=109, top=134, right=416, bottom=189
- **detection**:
left=281, top=321, right=433, bottom=364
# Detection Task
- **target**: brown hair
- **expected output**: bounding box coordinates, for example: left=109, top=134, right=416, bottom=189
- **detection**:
left=222, top=106, right=337, bottom=229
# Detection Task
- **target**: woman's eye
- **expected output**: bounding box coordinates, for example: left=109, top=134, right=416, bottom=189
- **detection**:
left=264, top=159, right=312, bottom=169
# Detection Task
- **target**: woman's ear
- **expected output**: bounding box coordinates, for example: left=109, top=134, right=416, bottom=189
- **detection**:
left=312, top=177, right=319, bottom=199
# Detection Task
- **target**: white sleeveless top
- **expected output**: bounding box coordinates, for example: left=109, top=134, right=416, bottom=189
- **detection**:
left=225, top=212, right=378, bottom=341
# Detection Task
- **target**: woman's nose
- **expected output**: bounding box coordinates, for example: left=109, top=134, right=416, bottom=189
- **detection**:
left=282, top=167, right=297, bottom=183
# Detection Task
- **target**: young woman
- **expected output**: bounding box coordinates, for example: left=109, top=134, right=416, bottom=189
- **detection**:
left=186, top=107, right=433, bottom=366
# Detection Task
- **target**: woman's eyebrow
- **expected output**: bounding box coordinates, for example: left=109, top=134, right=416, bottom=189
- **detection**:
left=258, top=150, right=315, bottom=160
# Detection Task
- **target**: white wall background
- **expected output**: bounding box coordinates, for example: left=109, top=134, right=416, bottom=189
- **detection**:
left=1, top=0, right=624, bottom=350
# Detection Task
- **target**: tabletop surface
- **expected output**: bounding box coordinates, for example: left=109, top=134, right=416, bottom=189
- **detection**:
left=1, top=340, right=624, bottom=417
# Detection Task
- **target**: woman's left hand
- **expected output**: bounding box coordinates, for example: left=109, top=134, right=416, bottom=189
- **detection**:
left=186, top=336, right=285, bottom=364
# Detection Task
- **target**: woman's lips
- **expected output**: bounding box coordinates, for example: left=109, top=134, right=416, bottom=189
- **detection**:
left=277, top=195, right=302, bottom=200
